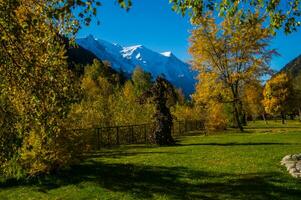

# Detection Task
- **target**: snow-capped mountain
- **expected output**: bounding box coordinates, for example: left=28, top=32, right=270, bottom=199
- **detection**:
left=76, top=35, right=196, bottom=95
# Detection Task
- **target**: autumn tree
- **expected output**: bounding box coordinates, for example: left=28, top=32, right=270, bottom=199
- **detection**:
left=192, top=71, right=230, bottom=130
left=0, top=0, right=131, bottom=177
left=242, top=81, right=266, bottom=123
left=262, top=72, right=292, bottom=124
left=190, top=12, right=274, bottom=131
left=132, top=66, right=153, bottom=95
left=111, top=81, right=155, bottom=125
left=68, top=59, right=116, bottom=129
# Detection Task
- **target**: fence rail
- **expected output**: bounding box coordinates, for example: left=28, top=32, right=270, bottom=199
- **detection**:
left=67, top=120, right=205, bottom=150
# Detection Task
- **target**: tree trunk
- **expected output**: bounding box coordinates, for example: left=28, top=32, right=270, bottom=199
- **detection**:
left=233, top=102, right=244, bottom=132
left=299, top=108, right=301, bottom=122
left=281, top=111, right=285, bottom=124
left=262, top=113, right=268, bottom=125
left=244, top=112, right=248, bottom=126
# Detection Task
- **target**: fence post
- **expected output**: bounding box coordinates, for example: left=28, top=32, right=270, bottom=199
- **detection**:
left=116, top=126, right=120, bottom=145
left=100, top=128, right=103, bottom=146
left=144, top=124, right=147, bottom=143
left=106, top=128, right=109, bottom=145
left=97, top=128, right=100, bottom=150
left=131, top=125, right=134, bottom=143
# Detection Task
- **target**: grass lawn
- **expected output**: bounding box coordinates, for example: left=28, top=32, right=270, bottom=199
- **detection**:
left=1, top=120, right=301, bottom=199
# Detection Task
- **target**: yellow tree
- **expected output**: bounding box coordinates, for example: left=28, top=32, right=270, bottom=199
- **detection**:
left=192, top=71, right=230, bottom=130
left=0, top=0, right=130, bottom=177
left=190, top=12, right=275, bottom=131
left=262, top=72, right=291, bottom=124
left=242, top=81, right=266, bottom=123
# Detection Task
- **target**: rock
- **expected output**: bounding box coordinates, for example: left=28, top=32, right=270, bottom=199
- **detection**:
left=291, top=173, right=299, bottom=178
left=282, top=155, right=292, bottom=161
left=289, top=168, right=298, bottom=174
left=281, top=154, right=301, bottom=179
left=285, top=162, right=296, bottom=170
left=295, top=173, right=301, bottom=178
left=292, top=154, right=299, bottom=160
left=296, top=161, right=301, bottom=171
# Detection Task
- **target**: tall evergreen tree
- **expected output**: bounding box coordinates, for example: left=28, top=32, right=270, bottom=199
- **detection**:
left=139, top=77, right=176, bottom=145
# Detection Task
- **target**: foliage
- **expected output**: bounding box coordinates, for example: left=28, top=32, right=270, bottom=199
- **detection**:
left=0, top=95, right=19, bottom=168
left=290, top=74, right=301, bottom=119
left=171, top=103, right=203, bottom=121
left=242, top=80, right=266, bottom=119
left=192, top=71, right=229, bottom=130
left=69, top=62, right=155, bottom=128
left=262, top=72, right=291, bottom=116
left=190, top=12, right=274, bottom=131
left=111, top=81, right=155, bottom=126
left=132, top=67, right=152, bottom=95
left=170, top=0, right=301, bottom=33
left=0, top=0, right=89, bottom=177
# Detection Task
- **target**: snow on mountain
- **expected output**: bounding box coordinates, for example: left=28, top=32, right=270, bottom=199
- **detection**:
left=76, top=35, right=196, bottom=95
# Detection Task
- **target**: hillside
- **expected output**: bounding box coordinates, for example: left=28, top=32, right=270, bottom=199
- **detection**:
left=280, top=54, right=301, bottom=77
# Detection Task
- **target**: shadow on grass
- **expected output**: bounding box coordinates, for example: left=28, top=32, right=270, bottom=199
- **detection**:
left=1, top=159, right=301, bottom=200
left=177, top=142, right=300, bottom=147
left=81, top=150, right=184, bottom=159
left=246, top=126, right=301, bottom=129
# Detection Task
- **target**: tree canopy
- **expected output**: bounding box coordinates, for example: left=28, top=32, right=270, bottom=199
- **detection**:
left=190, top=12, right=275, bottom=131
left=170, top=0, right=301, bottom=33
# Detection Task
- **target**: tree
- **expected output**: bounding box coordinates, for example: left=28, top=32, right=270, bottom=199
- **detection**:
left=192, top=71, right=230, bottom=130
left=139, top=77, right=176, bottom=145
left=291, top=74, right=301, bottom=121
left=190, top=12, right=275, bottom=131
left=111, top=81, right=155, bottom=125
left=68, top=59, right=116, bottom=128
left=242, top=81, right=266, bottom=123
left=170, top=0, right=301, bottom=33
left=262, top=72, right=292, bottom=124
left=0, top=0, right=130, bottom=177
left=132, top=66, right=153, bottom=95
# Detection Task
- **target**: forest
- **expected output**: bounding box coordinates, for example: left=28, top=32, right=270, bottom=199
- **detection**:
left=1, top=1, right=301, bottom=199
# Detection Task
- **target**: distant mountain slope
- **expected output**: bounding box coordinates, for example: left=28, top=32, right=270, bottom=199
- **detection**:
left=76, top=35, right=196, bottom=95
left=280, top=54, right=301, bottom=77
left=63, top=38, right=126, bottom=83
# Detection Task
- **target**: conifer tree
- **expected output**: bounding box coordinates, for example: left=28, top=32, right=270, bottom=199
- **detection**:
left=139, top=77, right=176, bottom=145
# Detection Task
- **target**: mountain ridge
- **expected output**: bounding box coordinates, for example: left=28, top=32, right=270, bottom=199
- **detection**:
left=76, top=35, right=196, bottom=95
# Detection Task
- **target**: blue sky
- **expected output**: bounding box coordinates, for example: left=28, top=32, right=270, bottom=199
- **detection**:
left=77, top=0, right=301, bottom=71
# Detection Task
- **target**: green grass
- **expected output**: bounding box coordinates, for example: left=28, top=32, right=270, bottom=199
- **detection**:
left=1, top=120, right=301, bottom=199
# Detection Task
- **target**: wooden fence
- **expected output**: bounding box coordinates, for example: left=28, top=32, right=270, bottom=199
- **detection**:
left=67, top=120, right=205, bottom=150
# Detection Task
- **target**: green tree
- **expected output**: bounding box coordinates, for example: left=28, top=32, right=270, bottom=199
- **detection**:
left=170, top=0, right=301, bottom=33
left=132, top=66, right=153, bottom=95
left=291, top=74, right=301, bottom=121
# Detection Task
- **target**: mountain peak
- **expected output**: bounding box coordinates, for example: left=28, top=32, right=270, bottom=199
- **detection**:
left=161, top=51, right=173, bottom=57
left=123, top=45, right=143, bottom=51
